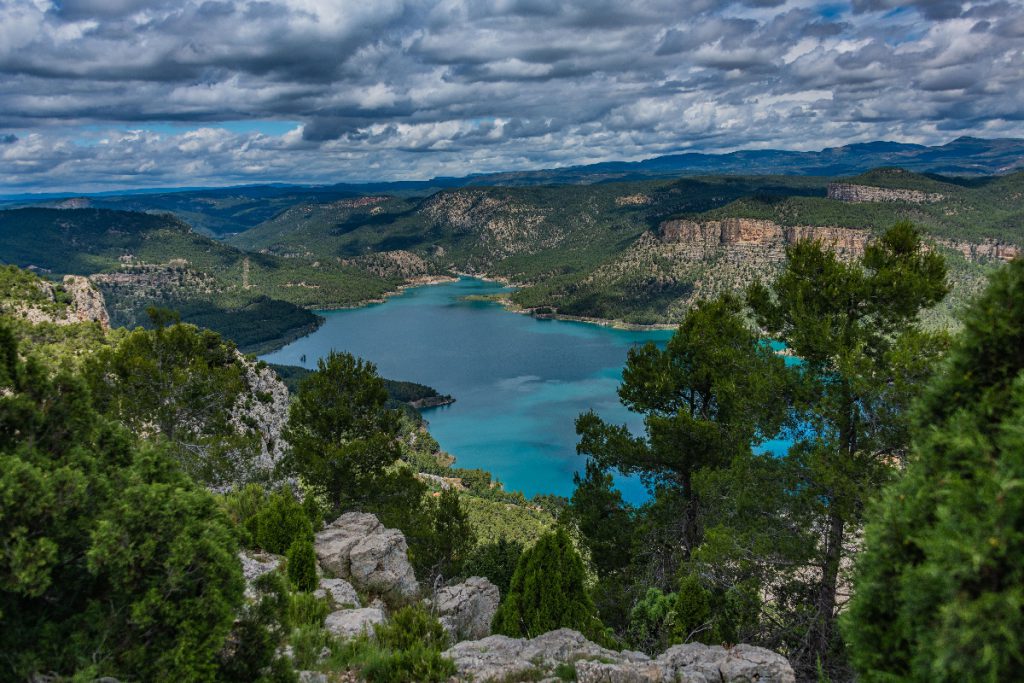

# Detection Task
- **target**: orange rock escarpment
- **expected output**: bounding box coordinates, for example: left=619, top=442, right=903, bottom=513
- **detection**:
left=658, top=218, right=869, bottom=260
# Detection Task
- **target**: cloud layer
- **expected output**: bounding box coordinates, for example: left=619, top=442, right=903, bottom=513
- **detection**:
left=1, top=0, right=1023, bottom=193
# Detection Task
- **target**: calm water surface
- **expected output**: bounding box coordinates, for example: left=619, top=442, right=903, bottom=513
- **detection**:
left=262, top=277, right=673, bottom=504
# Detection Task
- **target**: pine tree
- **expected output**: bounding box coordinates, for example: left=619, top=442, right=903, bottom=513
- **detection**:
left=430, top=488, right=476, bottom=579
left=747, top=221, right=948, bottom=675
left=843, top=258, right=1024, bottom=682
left=576, top=294, right=788, bottom=558
left=281, top=350, right=401, bottom=509
left=287, top=538, right=319, bottom=593
left=84, top=308, right=258, bottom=486
left=255, top=485, right=314, bottom=555
left=564, top=459, right=633, bottom=576
left=492, top=527, right=601, bottom=639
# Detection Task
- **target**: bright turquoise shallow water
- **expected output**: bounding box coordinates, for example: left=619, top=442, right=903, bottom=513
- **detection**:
left=261, top=277, right=673, bottom=504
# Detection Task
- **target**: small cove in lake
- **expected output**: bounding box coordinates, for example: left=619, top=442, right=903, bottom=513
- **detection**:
left=262, top=277, right=673, bottom=504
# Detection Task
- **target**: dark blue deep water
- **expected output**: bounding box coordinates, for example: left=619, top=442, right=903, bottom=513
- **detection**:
left=262, top=277, right=673, bottom=504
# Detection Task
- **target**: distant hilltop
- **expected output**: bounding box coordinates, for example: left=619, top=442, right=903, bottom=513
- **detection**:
left=2, top=136, right=1023, bottom=202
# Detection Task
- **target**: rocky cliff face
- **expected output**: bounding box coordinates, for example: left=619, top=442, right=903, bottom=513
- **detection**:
left=569, top=214, right=1009, bottom=325
left=935, top=237, right=1019, bottom=262
left=827, top=182, right=945, bottom=203
left=659, top=218, right=870, bottom=260
left=232, top=356, right=290, bottom=474
left=62, top=275, right=111, bottom=327
left=6, top=275, right=111, bottom=328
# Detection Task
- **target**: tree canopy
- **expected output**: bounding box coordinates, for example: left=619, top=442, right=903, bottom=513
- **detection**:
left=0, top=325, right=245, bottom=681
left=843, top=258, right=1024, bottom=682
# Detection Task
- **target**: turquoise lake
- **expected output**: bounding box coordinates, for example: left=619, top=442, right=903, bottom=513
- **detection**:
left=262, top=277, right=674, bottom=504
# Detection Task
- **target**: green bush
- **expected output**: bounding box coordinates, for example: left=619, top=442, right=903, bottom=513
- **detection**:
left=256, top=486, right=314, bottom=555
left=302, top=491, right=325, bottom=531
left=0, top=328, right=245, bottom=681
left=554, top=661, right=578, bottom=681
left=843, top=259, right=1024, bottom=682
left=290, top=624, right=334, bottom=670
left=286, top=538, right=319, bottom=592
left=463, top=536, right=524, bottom=596
left=671, top=572, right=712, bottom=644
left=374, top=605, right=449, bottom=651
left=492, top=527, right=603, bottom=640
left=223, top=483, right=268, bottom=547
left=288, top=591, right=330, bottom=629
left=427, top=488, right=476, bottom=579
left=627, top=588, right=676, bottom=654
left=359, top=643, right=455, bottom=683
left=325, top=606, right=455, bottom=683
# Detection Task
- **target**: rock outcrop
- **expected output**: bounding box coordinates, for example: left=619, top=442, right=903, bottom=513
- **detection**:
left=6, top=275, right=111, bottom=328
left=232, top=356, right=290, bottom=475
left=935, top=237, right=1019, bottom=262
left=434, top=576, right=500, bottom=642
left=314, top=578, right=361, bottom=610
left=62, top=275, right=111, bottom=327
left=659, top=218, right=870, bottom=260
left=443, top=629, right=795, bottom=683
left=324, top=607, right=386, bottom=640
left=827, top=182, right=944, bottom=203
left=239, top=550, right=282, bottom=599
left=314, top=512, right=419, bottom=603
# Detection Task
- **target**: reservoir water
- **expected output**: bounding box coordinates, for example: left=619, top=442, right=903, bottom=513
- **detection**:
left=262, top=277, right=673, bottom=504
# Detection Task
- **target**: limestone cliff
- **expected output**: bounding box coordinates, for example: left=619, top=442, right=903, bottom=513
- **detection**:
left=935, top=237, right=1019, bottom=262
left=232, top=355, right=290, bottom=475
left=659, top=217, right=870, bottom=260
left=827, top=182, right=945, bottom=203
left=562, top=215, right=1009, bottom=325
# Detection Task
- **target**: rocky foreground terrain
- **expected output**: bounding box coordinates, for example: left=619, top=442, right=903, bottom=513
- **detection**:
left=241, top=512, right=796, bottom=683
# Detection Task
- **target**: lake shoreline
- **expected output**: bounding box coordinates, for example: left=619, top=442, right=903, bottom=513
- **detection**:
left=261, top=277, right=669, bottom=503
left=293, top=272, right=676, bottom=346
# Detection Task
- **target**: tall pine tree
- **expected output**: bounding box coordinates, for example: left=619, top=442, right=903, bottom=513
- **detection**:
left=843, top=258, right=1024, bottom=681
left=748, top=221, right=948, bottom=676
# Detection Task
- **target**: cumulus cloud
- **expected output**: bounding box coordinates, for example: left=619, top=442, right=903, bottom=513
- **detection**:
left=0, top=0, right=1022, bottom=193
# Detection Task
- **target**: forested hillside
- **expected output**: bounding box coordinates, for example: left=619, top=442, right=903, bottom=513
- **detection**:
left=0, top=208, right=397, bottom=352
left=224, top=169, right=1022, bottom=328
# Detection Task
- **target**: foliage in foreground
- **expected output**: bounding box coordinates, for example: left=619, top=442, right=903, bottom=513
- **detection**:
left=0, top=325, right=246, bottom=682
left=843, top=257, right=1024, bottom=682
left=569, top=222, right=952, bottom=679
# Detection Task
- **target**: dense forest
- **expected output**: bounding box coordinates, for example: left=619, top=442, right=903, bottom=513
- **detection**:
left=2, top=215, right=1022, bottom=680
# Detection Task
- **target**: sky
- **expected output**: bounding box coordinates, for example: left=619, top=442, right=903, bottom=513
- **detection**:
left=1, top=0, right=1022, bottom=193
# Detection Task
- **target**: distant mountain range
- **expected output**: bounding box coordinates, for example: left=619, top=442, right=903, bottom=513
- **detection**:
left=2, top=136, right=1022, bottom=203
